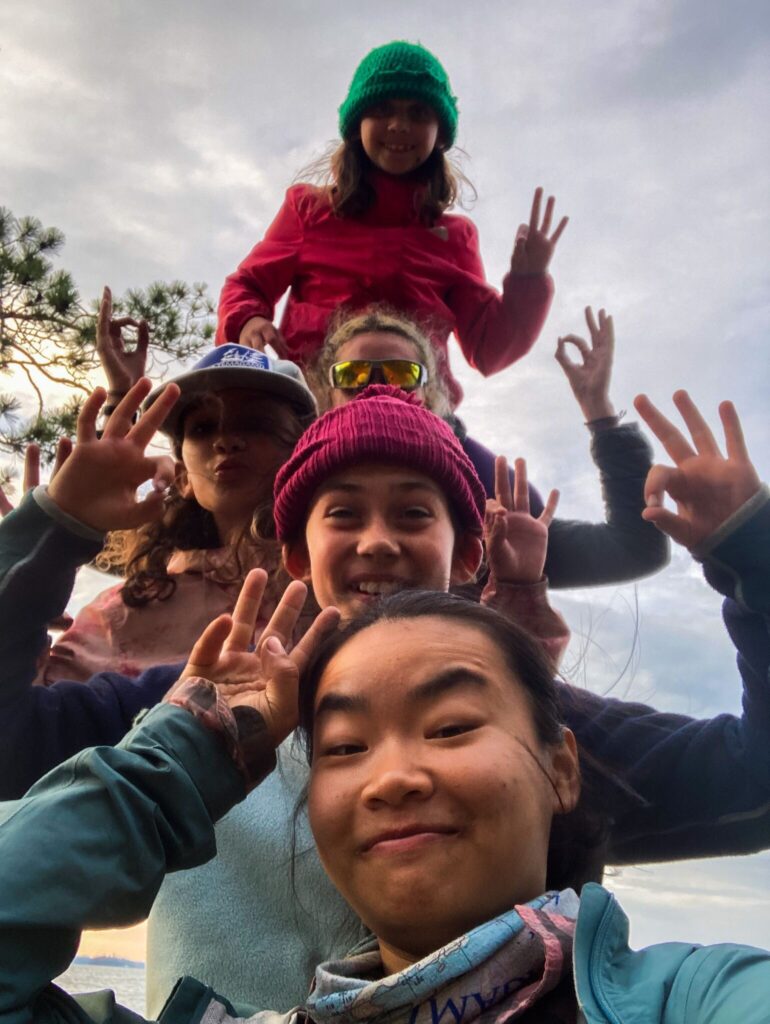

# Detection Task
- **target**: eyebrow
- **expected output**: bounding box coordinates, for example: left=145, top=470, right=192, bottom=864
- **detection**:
left=314, top=691, right=369, bottom=720
left=408, top=668, right=489, bottom=705
left=314, top=667, right=489, bottom=721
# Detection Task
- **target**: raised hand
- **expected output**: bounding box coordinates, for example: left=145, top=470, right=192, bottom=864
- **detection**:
left=0, top=439, right=72, bottom=517
left=485, top=457, right=559, bottom=583
left=96, top=285, right=150, bottom=395
left=509, top=187, right=569, bottom=276
left=177, top=568, right=340, bottom=745
left=633, top=391, right=761, bottom=550
left=555, top=306, right=617, bottom=421
left=46, top=378, right=180, bottom=532
left=238, top=316, right=288, bottom=356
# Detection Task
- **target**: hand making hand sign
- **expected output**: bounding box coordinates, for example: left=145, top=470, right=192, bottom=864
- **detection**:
left=634, top=390, right=762, bottom=551
left=95, top=285, right=150, bottom=396
left=509, top=187, right=569, bottom=276
left=556, top=306, right=617, bottom=422
left=485, top=456, right=559, bottom=584
left=46, top=378, right=180, bottom=533
left=175, top=568, right=340, bottom=747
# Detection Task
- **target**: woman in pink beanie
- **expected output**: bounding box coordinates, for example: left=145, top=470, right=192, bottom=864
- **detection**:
left=273, top=384, right=566, bottom=658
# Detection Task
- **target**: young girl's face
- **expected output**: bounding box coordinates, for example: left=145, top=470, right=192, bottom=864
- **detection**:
left=308, top=614, right=579, bottom=963
left=359, top=98, right=440, bottom=176
left=330, top=332, right=427, bottom=408
left=283, top=463, right=480, bottom=620
left=180, top=387, right=295, bottom=538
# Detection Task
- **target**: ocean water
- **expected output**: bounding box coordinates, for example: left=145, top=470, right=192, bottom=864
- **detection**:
left=54, top=964, right=146, bottom=1015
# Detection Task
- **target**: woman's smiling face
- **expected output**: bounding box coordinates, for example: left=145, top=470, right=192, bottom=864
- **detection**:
left=283, top=463, right=480, bottom=621
left=307, top=615, right=579, bottom=966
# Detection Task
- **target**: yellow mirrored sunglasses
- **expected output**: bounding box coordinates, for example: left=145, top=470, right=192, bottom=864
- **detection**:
left=329, top=359, right=428, bottom=391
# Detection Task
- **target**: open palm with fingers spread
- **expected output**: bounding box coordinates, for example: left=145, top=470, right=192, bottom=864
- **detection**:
left=47, top=378, right=180, bottom=533
left=633, top=391, right=761, bottom=550
left=485, top=456, right=559, bottom=583
left=174, top=568, right=340, bottom=746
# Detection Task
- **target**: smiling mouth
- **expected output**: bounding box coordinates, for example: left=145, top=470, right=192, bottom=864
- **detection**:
left=350, top=580, right=405, bottom=596
left=382, top=143, right=413, bottom=153
left=362, top=826, right=458, bottom=854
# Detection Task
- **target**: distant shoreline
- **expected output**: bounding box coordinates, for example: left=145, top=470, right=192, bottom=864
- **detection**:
left=74, top=955, right=144, bottom=969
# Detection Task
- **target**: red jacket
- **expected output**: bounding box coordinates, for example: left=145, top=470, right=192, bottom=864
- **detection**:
left=216, top=173, right=554, bottom=407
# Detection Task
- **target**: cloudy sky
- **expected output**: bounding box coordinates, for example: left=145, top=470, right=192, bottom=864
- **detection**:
left=3, top=0, right=769, bottom=966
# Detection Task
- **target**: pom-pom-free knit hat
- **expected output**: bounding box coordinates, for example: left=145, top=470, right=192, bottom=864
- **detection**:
left=273, top=385, right=484, bottom=542
left=338, top=41, right=458, bottom=147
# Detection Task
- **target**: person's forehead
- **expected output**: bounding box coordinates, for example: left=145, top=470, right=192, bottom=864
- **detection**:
left=337, top=331, right=420, bottom=360
left=185, top=387, right=288, bottom=415
left=315, top=617, right=516, bottom=707
left=314, top=464, right=447, bottom=499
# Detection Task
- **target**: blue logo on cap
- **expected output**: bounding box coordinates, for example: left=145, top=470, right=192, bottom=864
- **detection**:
left=194, top=345, right=271, bottom=372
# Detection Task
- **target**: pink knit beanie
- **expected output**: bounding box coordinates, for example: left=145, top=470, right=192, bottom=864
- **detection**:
left=273, top=385, right=485, bottom=542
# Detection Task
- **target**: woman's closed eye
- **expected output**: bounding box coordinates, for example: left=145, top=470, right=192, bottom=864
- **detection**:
left=321, top=741, right=367, bottom=757
left=430, top=722, right=481, bottom=740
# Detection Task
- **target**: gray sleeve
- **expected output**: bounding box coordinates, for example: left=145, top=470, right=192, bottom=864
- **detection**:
left=544, top=422, right=670, bottom=589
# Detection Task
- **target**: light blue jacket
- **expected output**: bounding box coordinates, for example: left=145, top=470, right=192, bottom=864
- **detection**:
left=1, top=704, right=768, bottom=1024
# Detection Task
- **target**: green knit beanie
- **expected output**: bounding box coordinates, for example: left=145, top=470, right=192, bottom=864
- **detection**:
left=338, top=41, right=458, bottom=147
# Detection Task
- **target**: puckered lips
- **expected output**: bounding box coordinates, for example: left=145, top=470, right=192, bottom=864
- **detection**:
left=214, top=456, right=249, bottom=477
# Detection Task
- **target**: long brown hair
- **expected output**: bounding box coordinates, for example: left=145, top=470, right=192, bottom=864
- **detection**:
left=96, top=395, right=306, bottom=607
left=298, top=138, right=475, bottom=225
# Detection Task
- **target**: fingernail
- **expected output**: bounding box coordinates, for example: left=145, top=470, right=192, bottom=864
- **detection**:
left=265, top=636, right=282, bottom=654
left=646, top=495, right=662, bottom=507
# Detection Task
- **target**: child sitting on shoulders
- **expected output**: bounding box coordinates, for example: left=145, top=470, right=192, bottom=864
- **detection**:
left=216, top=41, right=567, bottom=408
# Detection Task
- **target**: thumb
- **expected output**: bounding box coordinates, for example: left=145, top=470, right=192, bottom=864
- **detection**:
left=150, top=455, right=176, bottom=491
left=122, top=488, right=168, bottom=527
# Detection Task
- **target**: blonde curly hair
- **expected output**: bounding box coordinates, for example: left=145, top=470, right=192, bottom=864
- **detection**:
left=307, top=305, right=451, bottom=418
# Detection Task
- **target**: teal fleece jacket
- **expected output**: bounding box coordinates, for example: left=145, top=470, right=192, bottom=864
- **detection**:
left=1, top=704, right=768, bottom=1024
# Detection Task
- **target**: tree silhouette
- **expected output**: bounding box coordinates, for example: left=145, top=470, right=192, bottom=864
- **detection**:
left=0, top=207, right=215, bottom=467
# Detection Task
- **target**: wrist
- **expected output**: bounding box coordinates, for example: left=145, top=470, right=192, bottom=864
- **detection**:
left=166, top=676, right=277, bottom=791
left=33, top=485, right=106, bottom=542
left=580, top=398, right=616, bottom=422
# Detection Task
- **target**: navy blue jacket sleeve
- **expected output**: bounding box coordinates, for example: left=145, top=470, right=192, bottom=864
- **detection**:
left=463, top=424, right=669, bottom=589
left=0, top=491, right=181, bottom=800
left=562, top=490, right=770, bottom=863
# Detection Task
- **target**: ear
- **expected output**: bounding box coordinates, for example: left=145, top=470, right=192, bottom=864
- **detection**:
left=449, top=533, right=483, bottom=585
left=283, top=539, right=312, bottom=583
left=175, top=461, right=193, bottom=499
left=548, top=728, right=581, bottom=816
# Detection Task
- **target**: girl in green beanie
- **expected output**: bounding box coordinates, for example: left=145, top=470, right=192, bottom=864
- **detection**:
left=216, top=41, right=568, bottom=409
